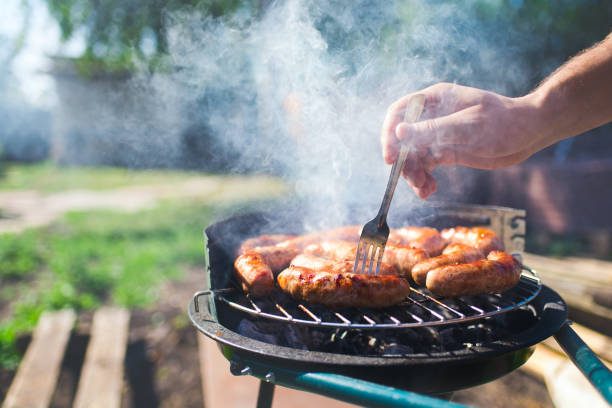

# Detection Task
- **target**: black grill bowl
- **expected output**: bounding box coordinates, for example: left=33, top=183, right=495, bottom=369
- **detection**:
left=189, top=206, right=568, bottom=395
left=190, top=285, right=566, bottom=395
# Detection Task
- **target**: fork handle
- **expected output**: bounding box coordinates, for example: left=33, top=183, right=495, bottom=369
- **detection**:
left=375, top=94, right=426, bottom=227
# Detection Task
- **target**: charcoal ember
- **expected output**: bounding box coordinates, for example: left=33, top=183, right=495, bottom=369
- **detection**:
left=300, top=328, right=329, bottom=350
left=417, top=327, right=440, bottom=345
left=439, top=327, right=460, bottom=348
left=438, top=308, right=457, bottom=320
left=464, top=323, right=505, bottom=344
left=326, top=330, right=377, bottom=355
left=462, top=324, right=489, bottom=344
left=381, top=343, right=414, bottom=355
left=237, top=319, right=280, bottom=344
left=282, top=324, right=308, bottom=350
left=405, top=304, right=430, bottom=320
left=397, top=329, right=420, bottom=345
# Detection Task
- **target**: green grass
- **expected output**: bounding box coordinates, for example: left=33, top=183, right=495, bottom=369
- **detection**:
left=0, top=161, right=209, bottom=192
left=0, top=200, right=218, bottom=369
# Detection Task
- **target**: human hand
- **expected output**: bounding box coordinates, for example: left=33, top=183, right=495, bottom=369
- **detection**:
left=381, top=83, right=547, bottom=198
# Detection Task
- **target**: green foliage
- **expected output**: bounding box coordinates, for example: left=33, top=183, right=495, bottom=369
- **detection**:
left=0, top=200, right=213, bottom=368
left=0, top=232, right=44, bottom=282
left=0, top=324, right=20, bottom=370
left=473, top=0, right=612, bottom=88
left=43, top=0, right=253, bottom=74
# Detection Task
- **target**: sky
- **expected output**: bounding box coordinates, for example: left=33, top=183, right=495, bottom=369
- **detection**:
left=1, top=0, right=85, bottom=108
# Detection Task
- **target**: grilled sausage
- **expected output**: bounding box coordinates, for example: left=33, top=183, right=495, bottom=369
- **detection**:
left=425, top=250, right=521, bottom=297
left=381, top=244, right=429, bottom=276
left=234, top=226, right=361, bottom=297
left=234, top=251, right=276, bottom=297
left=234, top=245, right=301, bottom=297
left=290, top=253, right=399, bottom=275
left=389, top=227, right=445, bottom=256
left=303, top=240, right=357, bottom=260
left=282, top=225, right=361, bottom=250
left=440, top=227, right=503, bottom=256
left=303, top=241, right=427, bottom=276
left=236, top=234, right=296, bottom=256
left=277, top=266, right=411, bottom=308
left=411, top=243, right=484, bottom=286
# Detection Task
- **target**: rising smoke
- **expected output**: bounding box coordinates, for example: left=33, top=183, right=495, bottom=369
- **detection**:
left=150, top=0, right=538, bottom=228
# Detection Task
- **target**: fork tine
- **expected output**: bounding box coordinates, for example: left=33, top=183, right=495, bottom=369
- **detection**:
left=353, top=241, right=366, bottom=274
left=373, top=245, right=384, bottom=275
left=367, top=245, right=377, bottom=275
left=361, top=244, right=372, bottom=275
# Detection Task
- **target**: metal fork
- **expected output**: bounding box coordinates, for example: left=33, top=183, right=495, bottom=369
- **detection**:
left=353, top=93, right=426, bottom=275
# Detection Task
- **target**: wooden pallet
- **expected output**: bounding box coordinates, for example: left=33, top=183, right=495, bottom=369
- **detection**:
left=2, top=308, right=129, bottom=408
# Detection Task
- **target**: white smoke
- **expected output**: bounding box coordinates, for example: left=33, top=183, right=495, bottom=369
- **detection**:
left=151, top=0, right=534, bottom=227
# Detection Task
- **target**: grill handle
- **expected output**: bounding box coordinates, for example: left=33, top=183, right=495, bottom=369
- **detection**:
left=229, top=356, right=470, bottom=408
left=553, top=322, right=612, bottom=404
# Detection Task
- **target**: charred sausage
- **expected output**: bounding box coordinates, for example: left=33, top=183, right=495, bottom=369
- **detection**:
left=411, top=243, right=484, bottom=286
left=425, top=250, right=521, bottom=297
left=277, top=266, right=411, bottom=308
left=440, top=227, right=503, bottom=256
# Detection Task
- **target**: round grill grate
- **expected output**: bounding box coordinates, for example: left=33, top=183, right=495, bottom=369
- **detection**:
left=201, top=266, right=541, bottom=330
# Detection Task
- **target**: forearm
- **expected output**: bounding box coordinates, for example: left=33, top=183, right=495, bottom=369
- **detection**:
left=528, top=32, right=612, bottom=147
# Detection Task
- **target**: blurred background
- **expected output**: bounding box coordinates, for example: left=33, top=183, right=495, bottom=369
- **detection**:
left=1, top=0, right=611, bottom=407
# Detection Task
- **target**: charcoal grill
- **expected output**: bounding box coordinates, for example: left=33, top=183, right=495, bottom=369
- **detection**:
left=188, top=203, right=612, bottom=407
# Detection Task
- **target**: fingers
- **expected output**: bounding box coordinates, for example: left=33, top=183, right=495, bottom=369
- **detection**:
left=401, top=150, right=427, bottom=189
left=395, top=106, right=479, bottom=148
left=412, top=172, right=438, bottom=199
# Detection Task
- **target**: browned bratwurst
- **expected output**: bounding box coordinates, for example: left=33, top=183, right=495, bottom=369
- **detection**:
left=290, top=253, right=399, bottom=275
left=234, top=246, right=301, bottom=296
left=236, top=234, right=296, bottom=257
left=440, top=227, right=503, bottom=256
left=234, top=226, right=362, bottom=296
left=389, top=227, right=446, bottom=256
left=303, top=240, right=427, bottom=276
left=425, top=251, right=521, bottom=297
left=277, top=266, right=411, bottom=308
left=411, top=243, right=484, bottom=286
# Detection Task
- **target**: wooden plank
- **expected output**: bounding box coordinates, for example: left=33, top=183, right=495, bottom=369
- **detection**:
left=522, top=345, right=609, bottom=408
left=73, top=307, right=129, bottom=408
left=197, top=333, right=358, bottom=408
left=522, top=253, right=612, bottom=331
left=2, top=309, right=75, bottom=408
left=542, top=322, right=612, bottom=364
left=523, top=253, right=612, bottom=286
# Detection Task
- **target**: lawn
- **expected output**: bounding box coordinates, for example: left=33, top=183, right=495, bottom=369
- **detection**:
left=0, top=201, right=217, bottom=368
left=0, top=162, right=287, bottom=369
left=0, top=161, right=215, bottom=192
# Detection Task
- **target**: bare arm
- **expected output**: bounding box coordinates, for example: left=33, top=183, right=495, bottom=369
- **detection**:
left=381, top=32, right=612, bottom=199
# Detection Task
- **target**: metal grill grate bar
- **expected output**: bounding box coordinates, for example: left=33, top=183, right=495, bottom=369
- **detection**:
left=215, top=269, right=541, bottom=330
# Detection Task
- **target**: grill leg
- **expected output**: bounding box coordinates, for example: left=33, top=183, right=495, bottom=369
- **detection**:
left=256, top=380, right=275, bottom=408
